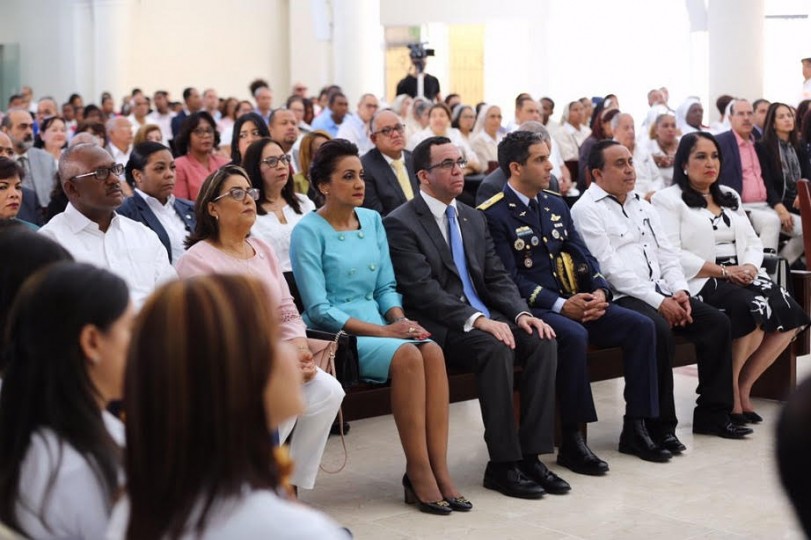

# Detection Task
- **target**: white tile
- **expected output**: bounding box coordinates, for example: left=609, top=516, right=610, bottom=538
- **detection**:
left=303, top=369, right=804, bottom=539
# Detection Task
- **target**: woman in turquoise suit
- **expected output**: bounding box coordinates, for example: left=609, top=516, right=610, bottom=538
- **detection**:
left=290, top=139, right=469, bottom=515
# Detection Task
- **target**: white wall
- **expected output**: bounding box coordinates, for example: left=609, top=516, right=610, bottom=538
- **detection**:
left=2, top=0, right=808, bottom=118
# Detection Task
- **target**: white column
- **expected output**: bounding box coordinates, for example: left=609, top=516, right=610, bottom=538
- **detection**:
left=707, top=0, right=765, bottom=106
left=90, top=0, right=135, bottom=101
left=331, top=0, right=385, bottom=101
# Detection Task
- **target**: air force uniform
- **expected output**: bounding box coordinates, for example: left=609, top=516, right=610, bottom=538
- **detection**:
left=479, top=184, right=660, bottom=426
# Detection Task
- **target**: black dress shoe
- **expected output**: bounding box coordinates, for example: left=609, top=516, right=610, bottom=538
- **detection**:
left=619, top=419, right=672, bottom=463
left=743, top=411, right=763, bottom=424
left=402, top=474, right=452, bottom=515
left=729, top=413, right=749, bottom=426
left=443, top=495, right=473, bottom=512
left=693, top=421, right=753, bottom=439
left=519, top=458, right=571, bottom=494
left=558, top=430, right=609, bottom=476
left=483, top=462, right=545, bottom=499
left=655, top=432, right=687, bottom=454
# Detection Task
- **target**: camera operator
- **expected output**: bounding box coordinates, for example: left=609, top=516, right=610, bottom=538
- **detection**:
left=396, top=43, right=441, bottom=102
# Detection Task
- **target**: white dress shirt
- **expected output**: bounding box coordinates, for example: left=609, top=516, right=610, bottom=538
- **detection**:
left=335, top=113, right=373, bottom=156
left=251, top=194, right=315, bottom=272
left=630, top=143, right=664, bottom=197
left=106, top=489, right=349, bottom=540
left=17, top=411, right=124, bottom=540
left=146, top=110, right=176, bottom=145
left=40, top=203, right=177, bottom=307
left=571, top=183, right=690, bottom=310
left=135, top=188, right=189, bottom=265
left=108, top=144, right=131, bottom=167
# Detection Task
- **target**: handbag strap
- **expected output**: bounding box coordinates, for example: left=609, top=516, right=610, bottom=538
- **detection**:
left=319, top=330, right=348, bottom=474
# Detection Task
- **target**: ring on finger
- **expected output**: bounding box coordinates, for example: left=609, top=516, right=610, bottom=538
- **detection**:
left=408, top=326, right=415, bottom=334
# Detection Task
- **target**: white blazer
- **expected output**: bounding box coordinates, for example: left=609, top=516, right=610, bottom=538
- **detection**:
left=651, top=184, right=763, bottom=296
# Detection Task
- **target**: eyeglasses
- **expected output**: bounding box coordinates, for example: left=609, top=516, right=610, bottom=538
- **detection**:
left=0, top=147, right=15, bottom=157
left=373, top=124, right=405, bottom=137
left=260, top=155, right=291, bottom=168
left=213, top=187, right=260, bottom=202
left=69, top=163, right=125, bottom=182
left=238, top=129, right=262, bottom=139
left=426, top=158, right=467, bottom=172
left=192, top=127, right=215, bottom=136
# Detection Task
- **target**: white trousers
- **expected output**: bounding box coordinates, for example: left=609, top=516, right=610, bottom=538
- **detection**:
left=278, top=368, right=345, bottom=489
left=743, top=202, right=804, bottom=264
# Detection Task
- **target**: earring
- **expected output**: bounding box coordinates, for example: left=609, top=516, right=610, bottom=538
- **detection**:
left=683, top=170, right=687, bottom=175
left=214, top=215, right=219, bottom=221
left=321, top=190, right=329, bottom=197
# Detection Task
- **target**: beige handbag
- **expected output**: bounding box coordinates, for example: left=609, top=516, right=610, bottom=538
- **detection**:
left=307, top=331, right=348, bottom=473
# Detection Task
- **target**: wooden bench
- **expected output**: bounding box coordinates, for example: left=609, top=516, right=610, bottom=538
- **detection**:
left=339, top=271, right=810, bottom=423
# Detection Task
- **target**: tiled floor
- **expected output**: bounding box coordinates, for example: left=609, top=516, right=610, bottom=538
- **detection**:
left=303, top=355, right=811, bottom=539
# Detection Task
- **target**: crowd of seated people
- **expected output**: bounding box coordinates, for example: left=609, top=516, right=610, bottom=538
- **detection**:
left=1, top=80, right=810, bottom=536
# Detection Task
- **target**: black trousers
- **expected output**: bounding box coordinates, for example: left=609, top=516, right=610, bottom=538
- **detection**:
left=444, top=314, right=557, bottom=462
left=537, top=303, right=659, bottom=425
left=616, top=296, right=734, bottom=429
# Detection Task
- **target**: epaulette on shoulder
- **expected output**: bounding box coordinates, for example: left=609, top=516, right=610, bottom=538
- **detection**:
left=543, top=188, right=562, bottom=197
left=476, top=192, right=504, bottom=211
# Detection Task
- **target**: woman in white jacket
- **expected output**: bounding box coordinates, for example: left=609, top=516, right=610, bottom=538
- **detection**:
left=652, top=132, right=809, bottom=426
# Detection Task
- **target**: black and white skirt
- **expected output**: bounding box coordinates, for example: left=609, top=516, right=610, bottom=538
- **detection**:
left=696, top=257, right=810, bottom=338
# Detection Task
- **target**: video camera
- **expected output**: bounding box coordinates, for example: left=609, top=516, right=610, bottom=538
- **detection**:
left=407, top=43, right=434, bottom=74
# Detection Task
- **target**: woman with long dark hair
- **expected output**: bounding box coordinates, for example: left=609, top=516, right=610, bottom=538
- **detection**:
left=228, top=112, right=270, bottom=165
left=109, top=274, right=348, bottom=539
left=757, top=102, right=808, bottom=266
left=242, top=138, right=314, bottom=272
left=652, top=132, right=809, bottom=425
left=0, top=262, right=132, bottom=538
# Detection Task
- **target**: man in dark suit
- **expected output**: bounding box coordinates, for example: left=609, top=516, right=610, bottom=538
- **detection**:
left=384, top=136, right=564, bottom=500
left=361, top=110, right=420, bottom=216
left=170, top=87, right=202, bottom=141
left=480, top=131, right=675, bottom=468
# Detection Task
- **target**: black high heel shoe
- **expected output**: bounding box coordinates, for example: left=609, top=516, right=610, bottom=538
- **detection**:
left=743, top=411, right=763, bottom=424
left=443, top=495, right=473, bottom=512
left=402, top=474, right=452, bottom=515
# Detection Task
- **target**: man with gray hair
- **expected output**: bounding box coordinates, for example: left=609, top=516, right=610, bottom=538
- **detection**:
left=1, top=108, right=55, bottom=208
left=106, top=116, right=133, bottom=167
left=611, top=112, right=663, bottom=200
left=40, top=143, right=176, bottom=308
left=475, top=121, right=559, bottom=205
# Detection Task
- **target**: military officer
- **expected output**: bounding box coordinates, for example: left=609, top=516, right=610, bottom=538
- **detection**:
left=479, top=131, right=681, bottom=471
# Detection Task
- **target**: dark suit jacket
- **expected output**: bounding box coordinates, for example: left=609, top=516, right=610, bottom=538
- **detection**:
left=716, top=130, right=780, bottom=206
left=383, top=194, right=530, bottom=346
left=117, top=194, right=196, bottom=262
left=17, top=187, right=43, bottom=225
left=170, top=110, right=189, bottom=140
left=475, top=168, right=559, bottom=206
left=480, top=186, right=609, bottom=312
left=361, top=148, right=419, bottom=216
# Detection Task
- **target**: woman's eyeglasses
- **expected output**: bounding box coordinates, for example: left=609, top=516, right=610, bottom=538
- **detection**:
left=213, top=187, right=260, bottom=202
left=260, top=155, right=292, bottom=168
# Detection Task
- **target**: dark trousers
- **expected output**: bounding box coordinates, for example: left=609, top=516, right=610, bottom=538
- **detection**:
left=616, top=296, right=734, bottom=429
left=444, top=314, right=557, bottom=462
left=537, top=303, right=659, bottom=425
